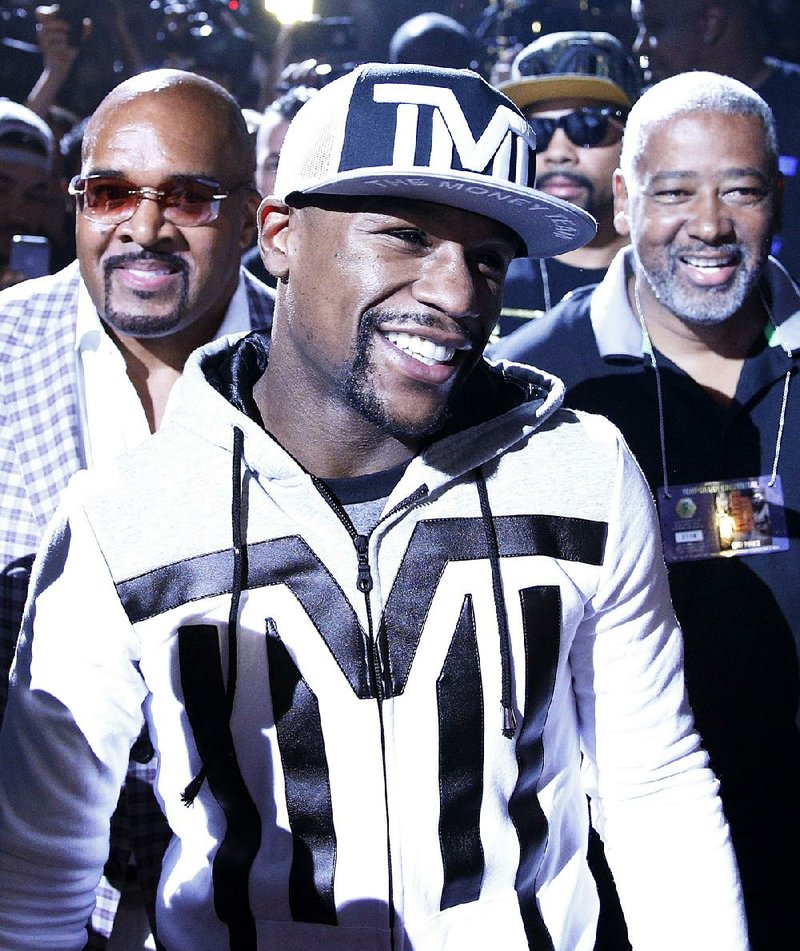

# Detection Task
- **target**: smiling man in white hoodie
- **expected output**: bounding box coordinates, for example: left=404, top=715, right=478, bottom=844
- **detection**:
left=0, top=64, right=748, bottom=951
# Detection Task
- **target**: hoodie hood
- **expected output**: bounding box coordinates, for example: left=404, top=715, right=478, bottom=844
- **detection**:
left=174, top=330, right=567, bottom=493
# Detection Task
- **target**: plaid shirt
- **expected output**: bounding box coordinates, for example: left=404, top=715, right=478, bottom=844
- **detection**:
left=0, top=261, right=274, bottom=946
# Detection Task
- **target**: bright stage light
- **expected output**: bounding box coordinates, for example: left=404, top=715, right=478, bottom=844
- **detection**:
left=264, top=1, right=314, bottom=24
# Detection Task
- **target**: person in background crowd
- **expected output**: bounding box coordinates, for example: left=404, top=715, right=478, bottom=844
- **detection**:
left=494, top=31, right=641, bottom=338
left=494, top=70, right=800, bottom=951
left=241, top=107, right=264, bottom=141
left=0, top=97, right=66, bottom=288
left=243, top=84, right=316, bottom=288
left=26, top=0, right=143, bottom=122
left=0, top=61, right=748, bottom=951
left=630, top=0, right=800, bottom=280
left=254, top=89, right=316, bottom=200
left=0, top=68, right=273, bottom=949
left=25, top=3, right=84, bottom=121
left=388, top=11, right=483, bottom=71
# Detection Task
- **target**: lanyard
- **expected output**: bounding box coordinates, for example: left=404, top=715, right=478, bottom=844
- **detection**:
left=633, top=279, right=792, bottom=499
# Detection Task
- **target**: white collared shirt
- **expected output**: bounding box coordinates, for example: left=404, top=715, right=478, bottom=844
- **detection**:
left=74, top=274, right=252, bottom=468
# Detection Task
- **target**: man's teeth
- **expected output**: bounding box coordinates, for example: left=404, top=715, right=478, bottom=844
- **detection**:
left=682, top=256, right=733, bottom=268
left=385, top=331, right=457, bottom=366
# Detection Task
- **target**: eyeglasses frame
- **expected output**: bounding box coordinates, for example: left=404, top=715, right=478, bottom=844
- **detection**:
left=67, top=174, right=253, bottom=226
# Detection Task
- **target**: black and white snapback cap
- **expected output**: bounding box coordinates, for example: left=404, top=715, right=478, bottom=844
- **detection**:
left=272, top=63, right=596, bottom=258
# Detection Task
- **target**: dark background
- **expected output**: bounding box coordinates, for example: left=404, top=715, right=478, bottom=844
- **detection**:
left=2, top=1, right=798, bottom=113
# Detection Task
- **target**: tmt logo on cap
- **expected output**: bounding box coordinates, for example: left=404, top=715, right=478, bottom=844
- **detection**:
left=273, top=63, right=596, bottom=258
left=335, top=67, right=537, bottom=190
left=373, top=83, right=535, bottom=187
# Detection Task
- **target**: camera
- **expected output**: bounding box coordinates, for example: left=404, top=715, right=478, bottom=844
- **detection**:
left=290, top=17, right=358, bottom=63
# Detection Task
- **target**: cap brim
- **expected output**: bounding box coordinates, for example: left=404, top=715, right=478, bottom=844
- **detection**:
left=287, top=167, right=596, bottom=258
left=499, top=75, right=632, bottom=110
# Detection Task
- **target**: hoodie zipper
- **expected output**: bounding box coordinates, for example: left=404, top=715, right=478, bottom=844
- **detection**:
left=352, top=532, right=383, bottom=699
left=312, top=476, right=383, bottom=695
left=311, top=475, right=429, bottom=947
left=312, top=476, right=429, bottom=696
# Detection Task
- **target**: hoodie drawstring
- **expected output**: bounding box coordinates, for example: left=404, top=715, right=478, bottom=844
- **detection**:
left=226, top=426, right=246, bottom=720
left=475, top=467, right=517, bottom=739
left=182, top=426, right=246, bottom=806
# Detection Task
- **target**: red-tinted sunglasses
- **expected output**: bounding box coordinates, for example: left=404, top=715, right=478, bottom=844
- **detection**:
left=68, top=174, right=252, bottom=227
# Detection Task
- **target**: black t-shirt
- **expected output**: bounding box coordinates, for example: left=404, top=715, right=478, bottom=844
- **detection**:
left=496, top=256, right=607, bottom=340
left=320, top=461, right=409, bottom=536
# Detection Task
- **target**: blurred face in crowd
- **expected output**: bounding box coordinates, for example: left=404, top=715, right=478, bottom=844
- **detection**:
left=631, top=0, right=709, bottom=83
left=76, top=82, right=259, bottom=341
left=255, top=109, right=291, bottom=198
left=259, top=196, right=518, bottom=443
left=524, top=97, right=625, bottom=222
left=0, top=157, right=52, bottom=265
left=615, top=110, right=778, bottom=326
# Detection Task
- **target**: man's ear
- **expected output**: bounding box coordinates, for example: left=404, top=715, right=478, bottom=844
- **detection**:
left=257, top=197, right=291, bottom=282
left=238, top=188, right=262, bottom=251
left=612, top=169, right=631, bottom=237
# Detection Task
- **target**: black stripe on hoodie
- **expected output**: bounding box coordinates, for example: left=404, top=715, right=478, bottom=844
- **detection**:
left=178, top=624, right=261, bottom=950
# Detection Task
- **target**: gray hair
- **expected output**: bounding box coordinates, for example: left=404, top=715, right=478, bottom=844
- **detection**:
left=619, top=71, right=778, bottom=183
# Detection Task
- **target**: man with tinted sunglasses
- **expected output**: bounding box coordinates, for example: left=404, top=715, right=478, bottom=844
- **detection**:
left=0, top=69, right=273, bottom=949
left=494, top=32, right=641, bottom=338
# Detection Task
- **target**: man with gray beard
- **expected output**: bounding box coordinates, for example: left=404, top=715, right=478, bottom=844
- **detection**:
left=494, top=70, right=800, bottom=950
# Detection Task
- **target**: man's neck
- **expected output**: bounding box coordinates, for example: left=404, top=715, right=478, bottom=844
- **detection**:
left=111, top=306, right=227, bottom=432
left=712, top=55, right=773, bottom=90
left=556, top=227, right=628, bottom=271
left=706, top=23, right=771, bottom=88
left=556, top=215, right=630, bottom=270
left=253, top=359, right=419, bottom=479
left=628, top=273, right=767, bottom=404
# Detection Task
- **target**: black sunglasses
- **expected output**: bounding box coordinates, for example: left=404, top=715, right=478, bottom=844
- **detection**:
left=527, top=106, right=627, bottom=151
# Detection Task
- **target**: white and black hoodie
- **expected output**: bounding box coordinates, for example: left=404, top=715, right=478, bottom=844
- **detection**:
left=0, top=334, right=748, bottom=951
